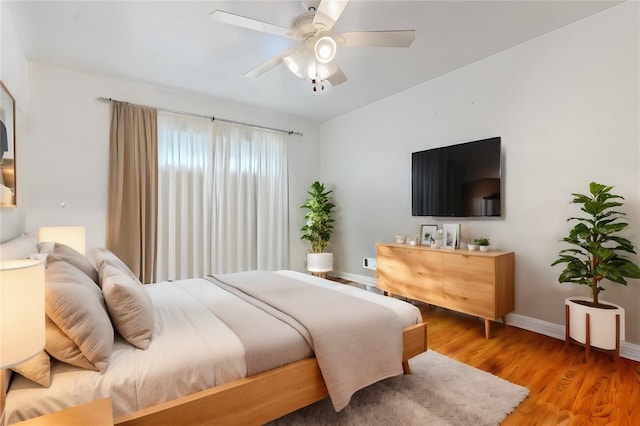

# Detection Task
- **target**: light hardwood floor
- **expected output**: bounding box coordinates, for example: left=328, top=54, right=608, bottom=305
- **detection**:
left=333, top=279, right=640, bottom=425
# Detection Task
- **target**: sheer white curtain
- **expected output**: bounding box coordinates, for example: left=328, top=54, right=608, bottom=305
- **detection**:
left=156, top=112, right=289, bottom=281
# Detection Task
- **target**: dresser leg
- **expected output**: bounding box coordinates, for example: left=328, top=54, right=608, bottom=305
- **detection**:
left=484, top=319, right=492, bottom=339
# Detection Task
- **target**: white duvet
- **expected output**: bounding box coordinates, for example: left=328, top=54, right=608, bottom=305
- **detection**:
left=5, top=271, right=421, bottom=424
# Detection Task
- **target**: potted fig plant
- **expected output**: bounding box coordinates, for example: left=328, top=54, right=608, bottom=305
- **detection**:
left=552, top=182, right=640, bottom=355
left=301, top=181, right=336, bottom=275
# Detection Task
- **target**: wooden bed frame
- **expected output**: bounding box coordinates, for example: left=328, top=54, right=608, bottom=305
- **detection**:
left=114, top=321, right=428, bottom=426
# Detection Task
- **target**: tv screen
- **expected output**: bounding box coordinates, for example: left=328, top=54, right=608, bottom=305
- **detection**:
left=412, top=137, right=502, bottom=217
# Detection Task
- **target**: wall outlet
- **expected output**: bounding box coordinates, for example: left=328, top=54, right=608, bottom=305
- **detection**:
left=363, top=257, right=376, bottom=270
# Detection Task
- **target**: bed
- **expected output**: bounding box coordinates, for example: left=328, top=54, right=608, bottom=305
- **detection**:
left=2, top=239, right=427, bottom=425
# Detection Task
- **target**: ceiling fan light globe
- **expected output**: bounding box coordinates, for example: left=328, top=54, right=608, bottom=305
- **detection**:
left=306, top=59, right=318, bottom=80
left=283, top=50, right=309, bottom=79
left=315, top=61, right=337, bottom=80
left=314, top=36, right=337, bottom=64
left=286, top=60, right=299, bottom=74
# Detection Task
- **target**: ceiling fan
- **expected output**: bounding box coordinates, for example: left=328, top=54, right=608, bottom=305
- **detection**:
left=210, top=0, right=415, bottom=89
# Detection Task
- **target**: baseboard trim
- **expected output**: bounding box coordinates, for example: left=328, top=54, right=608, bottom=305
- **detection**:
left=333, top=271, right=377, bottom=288
left=334, top=272, right=640, bottom=362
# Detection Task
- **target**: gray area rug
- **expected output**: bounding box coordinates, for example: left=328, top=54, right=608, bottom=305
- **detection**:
left=269, top=350, right=529, bottom=426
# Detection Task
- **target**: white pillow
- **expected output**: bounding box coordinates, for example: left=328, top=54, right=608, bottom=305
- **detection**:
left=0, top=234, right=38, bottom=260
left=45, top=257, right=114, bottom=372
left=100, top=263, right=154, bottom=349
left=49, top=242, right=99, bottom=284
left=91, top=247, right=138, bottom=281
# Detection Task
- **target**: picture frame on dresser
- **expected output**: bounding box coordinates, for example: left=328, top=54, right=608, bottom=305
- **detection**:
left=420, top=224, right=438, bottom=246
left=442, top=223, right=460, bottom=249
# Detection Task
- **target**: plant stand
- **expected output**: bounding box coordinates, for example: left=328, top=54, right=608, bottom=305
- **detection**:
left=565, top=303, right=620, bottom=362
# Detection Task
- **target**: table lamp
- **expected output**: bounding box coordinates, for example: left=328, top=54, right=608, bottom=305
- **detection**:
left=0, top=259, right=45, bottom=413
left=39, top=226, right=86, bottom=255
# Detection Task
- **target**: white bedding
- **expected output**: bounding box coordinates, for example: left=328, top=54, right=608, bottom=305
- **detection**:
left=5, top=271, right=421, bottom=424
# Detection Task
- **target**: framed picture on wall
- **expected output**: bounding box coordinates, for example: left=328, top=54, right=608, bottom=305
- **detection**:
left=420, top=224, right=438, bottom=246
left=442, top=223, right=460, bottom=249
left=0, top=80, right=16, bottom=207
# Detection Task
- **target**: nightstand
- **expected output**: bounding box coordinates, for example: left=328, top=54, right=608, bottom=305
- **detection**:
left=13, top=397, right=113, bottom=425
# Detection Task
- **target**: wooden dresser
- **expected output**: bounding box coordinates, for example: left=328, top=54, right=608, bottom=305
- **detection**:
left=376, top=243, right=515, bottom=338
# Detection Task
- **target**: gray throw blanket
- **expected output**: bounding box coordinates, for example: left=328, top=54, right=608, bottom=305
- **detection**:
left=208, top=271, right=403, bottom=411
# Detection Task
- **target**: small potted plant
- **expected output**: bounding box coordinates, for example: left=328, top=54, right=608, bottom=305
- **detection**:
left=301, top=181, right=336, bottom=275
left=474, top=237, right=490, bottom=252
left=552, top=182, right=640, bottom=354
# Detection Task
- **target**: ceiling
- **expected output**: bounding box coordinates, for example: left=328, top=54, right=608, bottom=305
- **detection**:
left=7, top=1, right=619, bottom=122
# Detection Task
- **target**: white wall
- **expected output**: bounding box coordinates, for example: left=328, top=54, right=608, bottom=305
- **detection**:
left=0, top=1, right=28, bottom=241
left=23, top=63, right=321, bottom=271
left=320, top=2, right=640, bottom=343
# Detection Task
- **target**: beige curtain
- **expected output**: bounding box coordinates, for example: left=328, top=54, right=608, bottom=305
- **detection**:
left=107, top=102, right=158, bottom=283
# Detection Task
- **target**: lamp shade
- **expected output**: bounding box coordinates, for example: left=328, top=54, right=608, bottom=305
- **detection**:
left=0, top=259, right=45, bottom=368
left=39, top=226, right=85, bottom=254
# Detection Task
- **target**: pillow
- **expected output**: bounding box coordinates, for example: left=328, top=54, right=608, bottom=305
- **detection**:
left=48, top=242, right=99, bottom=284
left=0, top=234, right=38, bottom=260
left=37, top=241, right=55, bottom=255
left=11, top=351, right=51, bottom=387
left=100, top=264, right=154, bottom=349
left=91, top=248, right=138, bottom=282
left=45, top=257, right=113, bottom=372
left=45, top=316, right=97, bottom=371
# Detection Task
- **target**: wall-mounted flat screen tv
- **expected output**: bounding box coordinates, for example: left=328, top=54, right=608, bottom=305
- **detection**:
left=412, top=137, right=502, bottom=217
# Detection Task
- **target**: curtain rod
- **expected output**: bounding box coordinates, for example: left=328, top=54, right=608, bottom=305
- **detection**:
left=97, top=97, right=303, bottom=137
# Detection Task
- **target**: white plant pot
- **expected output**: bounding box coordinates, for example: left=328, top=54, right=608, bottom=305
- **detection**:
left=306, top=253, right=333, bottom=273
left=565, top=297, right=625, bottom=350
left=479, top=245, right=490, bottom=252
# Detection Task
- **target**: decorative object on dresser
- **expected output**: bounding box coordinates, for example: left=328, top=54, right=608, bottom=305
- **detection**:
left=301, top=181, right=336, bottom=277
left=442, top=223, right=460, bottom=249
left=376, top=243, right=515, bottom=338
left=430, top=229, right=443, bottom=248
left=419, top=224, right=438, bottom=246
left=552, top=182, right=640, bottom=361
left=474, top=237, right=491, bottom=252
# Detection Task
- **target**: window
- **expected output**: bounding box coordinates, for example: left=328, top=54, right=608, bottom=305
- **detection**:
left=156, top=112, right=289, bottom=281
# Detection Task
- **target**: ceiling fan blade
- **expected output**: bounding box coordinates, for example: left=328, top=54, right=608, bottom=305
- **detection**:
left=210, top=10, right=299, bottom=39
left=244, top=49, right=297, bottom=78
left=313, top=0, right=349, bottom=32
left=336, top=30, right=415, bottom=48
left=327, top=68, right=347, bottom=86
